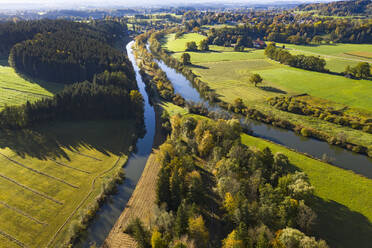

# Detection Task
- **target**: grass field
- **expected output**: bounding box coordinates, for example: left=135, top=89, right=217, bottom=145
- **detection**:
left=275, top=43, right=372, bottom=73
left=0, top=120, right=136, bottom=248
left=0, top=60, right=63, bottom=109
left=241, top=134, right=372, bottom=248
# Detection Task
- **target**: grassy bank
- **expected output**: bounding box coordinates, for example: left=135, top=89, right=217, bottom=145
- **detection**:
left=0, top=120, right=137, bottom=248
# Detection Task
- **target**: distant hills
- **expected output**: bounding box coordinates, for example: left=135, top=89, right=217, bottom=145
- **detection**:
left=297, top=0, right=372, bottom=16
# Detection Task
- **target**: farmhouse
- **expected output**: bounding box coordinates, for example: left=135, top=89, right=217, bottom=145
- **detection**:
left=253, top=39, right=266, bottom=49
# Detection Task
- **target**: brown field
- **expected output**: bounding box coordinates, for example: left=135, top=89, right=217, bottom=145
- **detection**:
left=103, top=152, right=161, bottom=248
left=344, top=51, right=372, bottom=59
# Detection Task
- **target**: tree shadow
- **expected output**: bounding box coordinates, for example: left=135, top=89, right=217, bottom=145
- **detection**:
left=0, top=120, right=142, bottom=161
left=259, top=86, right=287, bottom=94
left=284, top=162, right=372, bottom=248
left=16, top=71, right=65, bottom=95
left=189, top=64, right=210, bottom=69
left=310, top=196, right=372, bottom=248
left=0, top=58, right=9, bottom=66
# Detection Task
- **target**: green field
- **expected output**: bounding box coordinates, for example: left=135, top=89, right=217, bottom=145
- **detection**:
left=275, top=43, right=372, bottom=73
left=0, top=120, right=136, bottom=248
left=0, top=61, right=63, bottom=109
left=241, top=134, right=372, bottom=248
left=160, top=33, right=372, bottom=149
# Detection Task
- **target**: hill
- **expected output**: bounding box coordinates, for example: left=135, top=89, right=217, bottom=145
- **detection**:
left=297, top=0, right=372, bottom=17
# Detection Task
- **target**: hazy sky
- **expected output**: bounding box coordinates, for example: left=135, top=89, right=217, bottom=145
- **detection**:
left=0, top=0, right=328, bottom=10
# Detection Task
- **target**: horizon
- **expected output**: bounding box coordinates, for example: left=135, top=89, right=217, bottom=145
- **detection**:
left=0, top=0, right=339, bottom=11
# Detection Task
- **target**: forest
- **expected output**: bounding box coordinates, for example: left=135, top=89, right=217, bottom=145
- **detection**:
left=126, top=115, right=328, bottom=248
left=297, top=0, right=372, bottom=16
left=6, top=20, right=132, bottom=83
left=0, top=20, right=145, bottom=129
left=183, top=12, right=371, bottom=45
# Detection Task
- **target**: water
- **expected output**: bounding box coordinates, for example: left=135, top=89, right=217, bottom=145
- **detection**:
left=153, top=54, right=372, bottom=178
left=77, top=41, right=156, bottom=247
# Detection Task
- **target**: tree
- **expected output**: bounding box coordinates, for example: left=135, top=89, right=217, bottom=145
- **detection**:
left=188, top=216, right=209, bottom=248
left=125, top=218, right=151, bottom=248
left=175, top=201, right=189, bottom=237
left=355, top=62, right=371, bottom=79
left=199, top=39, right=209, bottom=51
left=181, top=53, right=191, bottom=65
left=185, top=41, right=198, bottom=51
left=151, top=230, right=168, bottom=248
left=222, top=230, right=244, bottom=248
left=250, top=74, right=263, bottom=87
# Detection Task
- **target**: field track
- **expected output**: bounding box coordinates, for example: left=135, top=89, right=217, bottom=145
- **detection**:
left=0, top=173, right=63, bottom=205
left=0, top=152, right=79, bottom=189
left=0, top=201, right=46, bottom=226
left=0, top=229, right=27, bottom=248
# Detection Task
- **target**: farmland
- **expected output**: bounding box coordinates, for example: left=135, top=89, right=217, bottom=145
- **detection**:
left=0, top=120, right=136, bottom=248
left=0, top=60, right=63, bottom=109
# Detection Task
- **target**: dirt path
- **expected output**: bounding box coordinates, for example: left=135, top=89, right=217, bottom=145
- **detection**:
left=103, top=153, right=160, bottom=248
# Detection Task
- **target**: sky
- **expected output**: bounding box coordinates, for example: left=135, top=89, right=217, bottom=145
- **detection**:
left=0, top=0, right=331, bottom=10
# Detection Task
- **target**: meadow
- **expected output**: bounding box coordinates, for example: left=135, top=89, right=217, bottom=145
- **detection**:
left=161, top=101, right=372, bottom=248
left=277, top=43, right=372, bottom=73
left=0, top=120, right=136, bottom=248
left=0, top=59, right=63, bottom=109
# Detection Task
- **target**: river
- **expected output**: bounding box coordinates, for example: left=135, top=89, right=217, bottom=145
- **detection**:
left=76, top=41, right=156, bottom=248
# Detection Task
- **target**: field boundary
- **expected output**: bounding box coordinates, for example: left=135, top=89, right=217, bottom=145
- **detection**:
left=0, top=229, right=27, bottom=248
left=0, top=200, right=47, bottom=226
left=50, top=158, right=91, bottom=174
left=0, top=152, right=79, bottom=189
left=0, top=173, right=63, bottom=205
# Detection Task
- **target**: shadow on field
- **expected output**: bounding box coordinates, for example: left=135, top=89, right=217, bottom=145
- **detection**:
left=259, top=86, right=287, bottom=94
left=189, top=64, right=209, bottom=69
left=0, top=120, right=142, bottom=161
left=310, top=196, right=372, bottom=248
left=0, top=58, right=9, bottom=66
left=285, top=162, right=372, bottom=248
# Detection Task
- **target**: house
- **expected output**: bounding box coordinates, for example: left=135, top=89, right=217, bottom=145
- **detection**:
left=253, top=39, right=266, bottom=49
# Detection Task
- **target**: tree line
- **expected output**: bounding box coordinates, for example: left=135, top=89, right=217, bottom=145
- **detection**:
left=0, top=70, right=144, bottom=129
left=265, top=43, right=327, bottom=72
left=126, top=115, right=328, bottom=248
